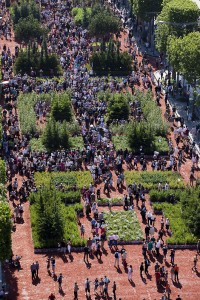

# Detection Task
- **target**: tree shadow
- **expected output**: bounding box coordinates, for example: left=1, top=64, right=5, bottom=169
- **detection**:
left=147, top=273, right=152, bottom=281
left=85, top=262, right=92, bottom=269
left=116, top=267, right=122, bottom=274
left=3, top=264, right=19, bottom=300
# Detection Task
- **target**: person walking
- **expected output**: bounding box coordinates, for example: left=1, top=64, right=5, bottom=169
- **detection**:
left=85, top=278, right=91, bottom=297
left=99, top=278, right=104, bottom=295
left=84, top=246, right=89, bottom=263
left=112, top=281, right=117, bottom=300
left=193, top=254, right=198, bottom=271
left=174, top=264, right=179, bottom=282
left=51, top=256, right=56, bottom=275
left=35, top=261, right=39, bottom=278
left=170, top=249, right=175, bottom=265
left=57, top=273, right=63, bottom=290
left=74, top=282, right=79, bottom=300
left=114, top=250, right=120, bottom=268
left=171, top=265, right=175, bottom=281
left=140, top=262, right=144, bottom=277
left=162, top=244, right=168, bottom=262
left=128, top=265, right=133, bottom=281
left=30, top=262, right=36, bottom=281
left=67, top=239, right=71, bottom=255
left=46, top=258, right=50, bottom=273
left=144, top=258, right=150, bottom=275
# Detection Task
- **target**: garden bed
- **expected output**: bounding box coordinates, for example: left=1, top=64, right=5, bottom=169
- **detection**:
left=104, top=211, right=143, bottom=242
left=125, top=171, right=184, bottom=190
left=97, top=197, right=124, bottom=206
left=152, top=203, right=198, bottom=244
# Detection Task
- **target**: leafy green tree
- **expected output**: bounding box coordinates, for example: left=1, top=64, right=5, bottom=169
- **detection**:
left=127, top=122, right=154, bottom=153
left=132, top=0, right=163, bottom=20
left=14, top=16, right=46, bottom=44
left=107, top=93, right=130, bottom=121
left=0, top=202, right=12, bottom=261
left=155, top=0, right=199, bottom=53
left=89, top=10, right=120, bottom=39
left=91, top=39, right=132, bottom=75
left=12, top=0, right=40, bottom=25
left=32, top=188, right=65, bottom=247
left=167, top=32, right=200, bottom=85
left=51, top=92, right=72, bottom=122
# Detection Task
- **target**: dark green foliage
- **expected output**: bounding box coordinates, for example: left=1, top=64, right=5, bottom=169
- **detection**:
left=11, top=0, right=40, bottom=25
left=105, top=92, right=130, bottom=121
left=91, top=40, right=132, bottom=75
left=127, top=121, right=154, bottom=153
left=14, top=41, right=61, bottom=76
left=0, top=160, right=6, bottom=185
left=149, top=189, right=181, bottom=203
left=132, top=0, right=163, bottom=19
left=89, top=10, right=120, bottom=38
left=51, top=92, right=72, bottom=122
left=180, top=189, right=200, bottom=237
left=42, top=118, right=70, bottom=151
left=72, top=7, right=91, bottom=27
left=30, top=188, right=86, bottom=248
left=0, top=202, right=12, bottom=260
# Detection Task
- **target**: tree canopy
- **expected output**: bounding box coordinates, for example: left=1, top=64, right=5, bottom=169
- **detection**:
left=89, top=10, right=120, bottom=38
left=155, top=0, right=199, bottom=53
left=132, top=0, right=163, bottom=20
left=167, top=32, right=200, bottom=84
left=0, top=202, right=12, bottom=261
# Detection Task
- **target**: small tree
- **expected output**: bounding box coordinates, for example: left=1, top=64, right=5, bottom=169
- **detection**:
left=51, top=92, right=72, bottom=122
left=107, top=93, right=130, bottom=121
left=0, top=202, right=12, bottom=261
left=14, top=16, right=46, bottom=44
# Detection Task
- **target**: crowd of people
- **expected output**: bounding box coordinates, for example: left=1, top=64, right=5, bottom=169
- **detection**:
left=1, top=0, right=199, bottom=299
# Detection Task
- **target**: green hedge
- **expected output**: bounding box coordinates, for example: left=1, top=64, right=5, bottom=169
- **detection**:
left=149, top=189, right=182, bottom=203
left=30, top=188, right=86, bottom=248
left=125, top=171, right=185, bottom=190
left=0, top=160, right=6, bottom=185
left=97, top=197, right=123, bottom=205
left=34, top=171, right=92, bottom=189
left=152, top=203, right=198, bottom=244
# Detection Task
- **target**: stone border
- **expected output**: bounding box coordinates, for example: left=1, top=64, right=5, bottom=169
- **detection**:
left=167, top=244, right=197, bottom=250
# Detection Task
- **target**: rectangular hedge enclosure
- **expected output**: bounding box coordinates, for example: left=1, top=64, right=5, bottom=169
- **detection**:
left=152, top=203, right=198, bottom=244
left=30, top=171, right=92, bottom=248
left=104, top=211, right=143, bottom=241
left=125, top=171, right=184, bottom=190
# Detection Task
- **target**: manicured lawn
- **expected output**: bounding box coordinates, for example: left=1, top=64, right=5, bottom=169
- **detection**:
left=104, top=211, right=143, bottom=241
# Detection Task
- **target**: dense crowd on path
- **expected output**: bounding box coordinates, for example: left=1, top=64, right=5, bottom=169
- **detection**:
left=0, top=0, right=200, bottom=299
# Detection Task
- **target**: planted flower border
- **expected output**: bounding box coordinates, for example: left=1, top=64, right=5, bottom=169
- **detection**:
left=97, top=197, right=124, bottom=207
left=125, top=171, right=185, bottom=190
left=152, top=202, right=198, bottom=245
left=104, top=211, right=143, bottom=243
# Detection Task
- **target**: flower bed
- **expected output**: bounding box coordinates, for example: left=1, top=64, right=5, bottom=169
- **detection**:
left=125, top=171, right=184, bottom=190
left=104, top=211, right=143, bottom=241
left=97, top=197, right=123, bottom=206
left=34, top=171, right=92, bottom=189
left=152, top=203, right=198, bottom=244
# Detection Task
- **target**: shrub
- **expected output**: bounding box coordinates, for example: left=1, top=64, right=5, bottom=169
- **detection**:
left=152, top=203, right=198, bottom=244
left=72, top=7, right=91, bottom=26
left=51, top=92, right=72, bottom=122
left=0, top=160, right=6, bottom=185
left=125, top=171, right=185, bottom=190
left=0, top=202, right=12, bottom=260
left=30, top=187, right=86, bottom=248
left=11, top=0, right=40, bottom=25
left=149, top=189, right=181, bottom=203
left=106, top=92, right=130, bottom=121
left=91, top=40, right=132, bottom=75
left=42, top=118, right=70, bottom=151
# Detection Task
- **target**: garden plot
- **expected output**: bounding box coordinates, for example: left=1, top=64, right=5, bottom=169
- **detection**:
left=104, top=211, right=143, bottom=241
